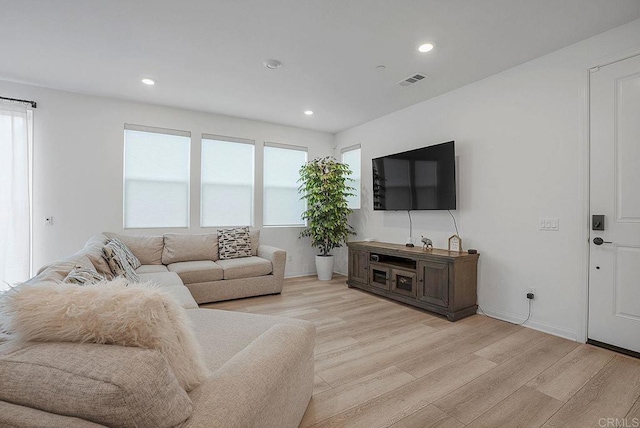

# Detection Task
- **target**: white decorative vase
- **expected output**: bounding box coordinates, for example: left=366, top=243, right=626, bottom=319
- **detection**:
left=315, top=255, right=334, bottom=281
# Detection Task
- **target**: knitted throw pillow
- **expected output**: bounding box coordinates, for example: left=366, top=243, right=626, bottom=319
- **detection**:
left=63, top=268, right=107, bottom=285
left=107, top=237, right=141, bottom=270
left=103, top=241, right=140, bottom=282
left=218, top=227, right=252, bottom=260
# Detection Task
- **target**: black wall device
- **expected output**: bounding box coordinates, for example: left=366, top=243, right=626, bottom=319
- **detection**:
left=592, top=215, right=605, bottom=231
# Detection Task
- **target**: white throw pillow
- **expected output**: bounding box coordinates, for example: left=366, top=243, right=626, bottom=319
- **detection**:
left=0, top=278, right=208, bottom=391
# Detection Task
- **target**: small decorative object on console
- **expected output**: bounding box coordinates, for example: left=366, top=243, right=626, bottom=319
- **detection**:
left=448, top=234, right=462, bottom=252
left=421, top=236, right=433, bottom=250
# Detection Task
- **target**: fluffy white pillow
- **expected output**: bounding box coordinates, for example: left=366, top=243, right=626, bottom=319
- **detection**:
left=0, top=278, right=208, bottom=391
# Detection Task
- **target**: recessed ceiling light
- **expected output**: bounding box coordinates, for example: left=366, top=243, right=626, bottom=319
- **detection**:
left=375, top=65, right=386, bottom=71
left=263, top=59, right=282, bottom=70
left=141, top=78, right=156, bottom=85
left=418, top=43, right=435, bottom=53
left=304, top=110, right=314, bottom=116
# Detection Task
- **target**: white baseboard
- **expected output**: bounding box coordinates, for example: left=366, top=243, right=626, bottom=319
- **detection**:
left=283, top=273, right=578, bottom=341
left=478, top=306, right=578, bottom=342
left=284, top=272, right=317, bottom=279
left=285, top=271, right=349, bottom=279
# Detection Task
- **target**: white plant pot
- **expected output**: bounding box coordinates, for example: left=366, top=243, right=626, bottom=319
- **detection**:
left=315, top=255, right=334, bottom=281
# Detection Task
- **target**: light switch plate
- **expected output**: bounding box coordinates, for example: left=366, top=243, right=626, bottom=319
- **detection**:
left=539, top=217, right=559, bottom=231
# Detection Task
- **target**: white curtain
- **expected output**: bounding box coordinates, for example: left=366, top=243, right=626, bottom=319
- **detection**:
left=0, top=103, right=32, bottom=290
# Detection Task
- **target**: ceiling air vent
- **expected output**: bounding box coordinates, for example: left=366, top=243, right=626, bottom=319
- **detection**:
left=398, top=73, right=428, bottom=87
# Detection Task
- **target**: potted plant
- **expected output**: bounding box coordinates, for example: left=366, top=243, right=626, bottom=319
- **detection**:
left=298, top=156, right=356, bottom=280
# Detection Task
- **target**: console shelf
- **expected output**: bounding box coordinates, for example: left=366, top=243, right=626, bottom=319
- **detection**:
left=347, top=241, right=479, bottom=321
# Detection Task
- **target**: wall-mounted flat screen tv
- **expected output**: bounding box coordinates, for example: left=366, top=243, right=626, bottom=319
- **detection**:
left=372, top=141, right=456, bottom=210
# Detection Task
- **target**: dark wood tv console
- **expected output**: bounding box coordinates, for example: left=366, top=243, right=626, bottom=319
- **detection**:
left=347, top=241, right=479, bottom=321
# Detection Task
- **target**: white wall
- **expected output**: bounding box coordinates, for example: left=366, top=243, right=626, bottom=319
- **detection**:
left=4, top=18, right=640, bottom=340
left=0, top=81, right=334, bottom=278
left=334, top=19, right=640, bottom=341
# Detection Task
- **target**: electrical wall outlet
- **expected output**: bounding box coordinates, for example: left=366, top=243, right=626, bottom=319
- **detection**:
left=45, top=216, right=54, bottom=226
left=527, top=287, right=537, bottom=300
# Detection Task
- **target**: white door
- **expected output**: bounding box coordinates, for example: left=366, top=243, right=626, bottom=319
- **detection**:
left=589, top=54, right=640, bottom=354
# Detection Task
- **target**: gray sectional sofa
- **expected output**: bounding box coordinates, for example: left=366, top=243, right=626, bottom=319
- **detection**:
left=0, top=231, right=314, bottom=427
left=29, top=230, right=287, bottom=304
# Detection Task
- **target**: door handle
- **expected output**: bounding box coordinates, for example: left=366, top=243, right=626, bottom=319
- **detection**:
left=593, top=237, right=612, bottom=245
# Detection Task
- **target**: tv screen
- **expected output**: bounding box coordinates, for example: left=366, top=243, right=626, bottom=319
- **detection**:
left=372, top=141, right=456, bottom=210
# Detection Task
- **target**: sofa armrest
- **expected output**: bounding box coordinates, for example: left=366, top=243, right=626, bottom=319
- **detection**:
left=183, top=323, right=315, bottom=428
left=257, top=245, right=286, bottom=280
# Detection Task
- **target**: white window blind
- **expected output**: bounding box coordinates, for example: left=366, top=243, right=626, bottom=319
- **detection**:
left=263, top=143, right=307, bottom=226
left=201, top=135, right=254, bottom=227
left=124, top=125, right=190, bottom=228
left=342, top=145, right=361, bottom=209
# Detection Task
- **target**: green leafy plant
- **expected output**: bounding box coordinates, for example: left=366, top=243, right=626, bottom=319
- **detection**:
left=298, top=156, right=356, bottom=256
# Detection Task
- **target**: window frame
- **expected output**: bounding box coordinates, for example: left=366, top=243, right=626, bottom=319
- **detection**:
left=123, top=124, right=191, bottom=230
left=200, top=133, right=256, bottom=228
left=262, top=141, right=308, bottom=228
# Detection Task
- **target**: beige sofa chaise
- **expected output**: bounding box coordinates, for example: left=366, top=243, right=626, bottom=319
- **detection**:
left=29, top=230, right=286, bottom=304
left=0, top=310, right=315, bottom=427
left=0, top=232, right=314, bottom=427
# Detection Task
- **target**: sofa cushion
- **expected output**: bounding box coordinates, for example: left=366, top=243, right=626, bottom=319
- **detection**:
left=137, top=271, right=183, bottom=287
left=163, top=233, right=219, bottom=264
left=0, top=279, right=209, bottom=392
left=167, top=261, right=224, bottom=284
left=102, top=241, right=140, bottom=282
left=105, top=232, right=164, bottom=265
left=136, top=264, right=169, bottom=274
left=216, top=256, right=272, bottom=280
left=0, top=342, right=193, bottom=428
left=218, top=226, right=252, bottom=260
left=162, top=285, right=199, bottom=309
left=113, top=272, right=196, bottom=309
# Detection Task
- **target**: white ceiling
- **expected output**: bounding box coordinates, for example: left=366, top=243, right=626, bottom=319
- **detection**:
left=1, top=1, right=640, bottom=133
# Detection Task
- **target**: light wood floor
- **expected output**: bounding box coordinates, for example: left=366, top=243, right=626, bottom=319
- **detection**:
left=202, top=275, right=640, bottom=428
